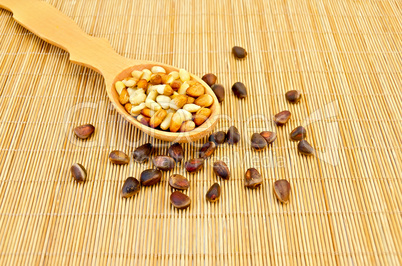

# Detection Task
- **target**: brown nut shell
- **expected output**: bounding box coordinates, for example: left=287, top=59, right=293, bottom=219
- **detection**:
left=206, top=183, right=221, bottom=203
left=109, top=150, right=130, bottom=165
left=170, top=191, right=191, bottom=209
left=140, top=169, right=162, bottom=186
left=185, top=158, right=204, bottom=173
left=274, top=110, right=291, bottom=126
left=273, top=179, right=291, bottom=203
left=121, top=177, right=141, bottom=198
left=133, top=143, right=153, bottom=163
left=153, top=155, right=175, bottom=171
left=74, top=124, right=95, bottom=139
left=244, top=168, right=263, bottom=188
left=213, top=161, right=230, bottom=180
left=169, top=174, right=190, bottom=190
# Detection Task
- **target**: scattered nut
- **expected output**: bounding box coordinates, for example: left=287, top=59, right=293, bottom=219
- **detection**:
left=274, top=110, right=291, bottom=126
left=121, top=177, right=141, bottom=198
left=153, top=155, right=175, bottom=171
left=170, top=191, right=191, bottom=209
left=185, top=158, right=204, bottom=173
left=273, top=179, right=291, bottom=203
left=206, top=183, right=221, bottom=203
left=133, top=143, right=153, bottom=163
left=232, top=46, right=247, bottom=59
left=202, top=73, right=217, bottom=87
left=244, top=168, right=262, bottom=188
left=290, top=126, right=307, bottom=141
left=251, top=133, right=267, bottom=151
left=285, top=90, right=302, bottom=103
left=140, top=169, right=162, bottom=186
left=260, top=131, right=276, bottom=144
left=213, top=161, right=230, bottom=180
left=209, top=131, right=226, bottom=145
left=74, top=124, right=95, bottom=139
left=211, top=84, right=225, bottom=103
left=232, top=82, right=247, bottom=99
left=298, top=140, right=314, bottom=155
left=168, top=143, right=184, bottom=163
left=70, top=163, right=87, bottom=182
left=227, top=126, right=240, bottom=144
left=169, top=174, right=190, bottom=190
left=109, top=150, right=130, bottom=165
left=199, top=141, right=216, bottom=159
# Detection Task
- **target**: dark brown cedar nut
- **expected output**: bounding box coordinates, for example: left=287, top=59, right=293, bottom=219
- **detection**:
left=153, top=155, right=175, bottom=171
left=244, top=168, right=263, bottom=188
left=121, top=177, right=141, bottom=198
left=109, top=150, right=130, bottom=165
left=232, top=82, right=247, bottom=99
left=274, top=111, right=291, bottom=126
left=232, top=46, right=247, bottom=59
left=202, top=73, right=217, bottom=87
left=170, top=191, right=191, bottom=209
left=185, top=158, right=204, bottom=173
left=206, top=183, right=221, bottom=203
left=74, top=124, right=95, bottom=139
left=274, top=179, right=291, bottom=203
left=285, top=90, right=301, bottom=103
left=260, top=131, right=277, bottom=145
left=209, top=131, right=226, bottom=145
left=168, top=143, right=183, bottom=163
left=211, top=84, right=225, bottom=103
left=213, top=161, right=230, bottom=180
left=133, top=143, right=153, bottom=163
left=169, top=174, right=190, bottom=190
left=140, top=169, right=162, bottom=186
left=298, top=140, right=315, bottom=155
left=70, top=163, right=87, bottom=182
left=227, top=126, right=240, bottom=144
left=290, top=126, right=307, bottom=141
left=251, top=133, right=267, bottom=151
left=199, top=142, right=216, bottom=159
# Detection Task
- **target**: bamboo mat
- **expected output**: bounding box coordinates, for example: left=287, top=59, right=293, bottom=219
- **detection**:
left=0, top=0, right=402, bottom=264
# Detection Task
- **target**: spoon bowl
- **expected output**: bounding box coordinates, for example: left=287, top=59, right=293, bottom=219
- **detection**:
left=110, top=63, right=220, bottom=142
left=0, top=0, right=220, bottom=143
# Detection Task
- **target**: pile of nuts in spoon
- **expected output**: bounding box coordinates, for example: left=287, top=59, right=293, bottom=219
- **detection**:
left=69, top=45, right=323, bottom=209
left=114, top=66, right=214, bottom=132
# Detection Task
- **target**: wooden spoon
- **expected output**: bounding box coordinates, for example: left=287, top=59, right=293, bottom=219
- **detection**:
left=0, top=0, right=220, bottom=143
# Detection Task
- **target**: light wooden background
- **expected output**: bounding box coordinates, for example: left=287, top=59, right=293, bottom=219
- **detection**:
left=0, top=0, right=402, bottom=265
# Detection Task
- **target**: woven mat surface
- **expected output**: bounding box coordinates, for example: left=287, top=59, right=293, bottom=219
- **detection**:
left=1, top=0, right=402, bottom=265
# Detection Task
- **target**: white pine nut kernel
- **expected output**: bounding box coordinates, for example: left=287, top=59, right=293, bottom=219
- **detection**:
left=179, top=69, right=190, bottom=82
left=151, top=66, right=166, bottom=74
left=166, top=71, right=179, bottom=83
left=160, top=113, right=173, bottom=130
left=129, top=92, right=146, bottom=105
left=142, top=69, right=152, bottom=81
left=178, top=82, right=190, bottom=95
left=123, top=78, right=137, bottom=87
left=176, top=109, right=192, bottom=121
left=130, top=103, right=146, bottom=115
left=145, top=100, right=162, bottom=111
left=115, top=81, right=126, bottom=95
left=183, top=103, right=202, bottom=113
left=156, top=95, right=171, bottom=109
left=131, top=70, right=143, bottom=79
left=146, top=90, right=158, bottom=101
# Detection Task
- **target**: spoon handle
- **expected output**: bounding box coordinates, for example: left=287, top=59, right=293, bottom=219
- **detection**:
left=0, top=0, right=133, bottom=78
